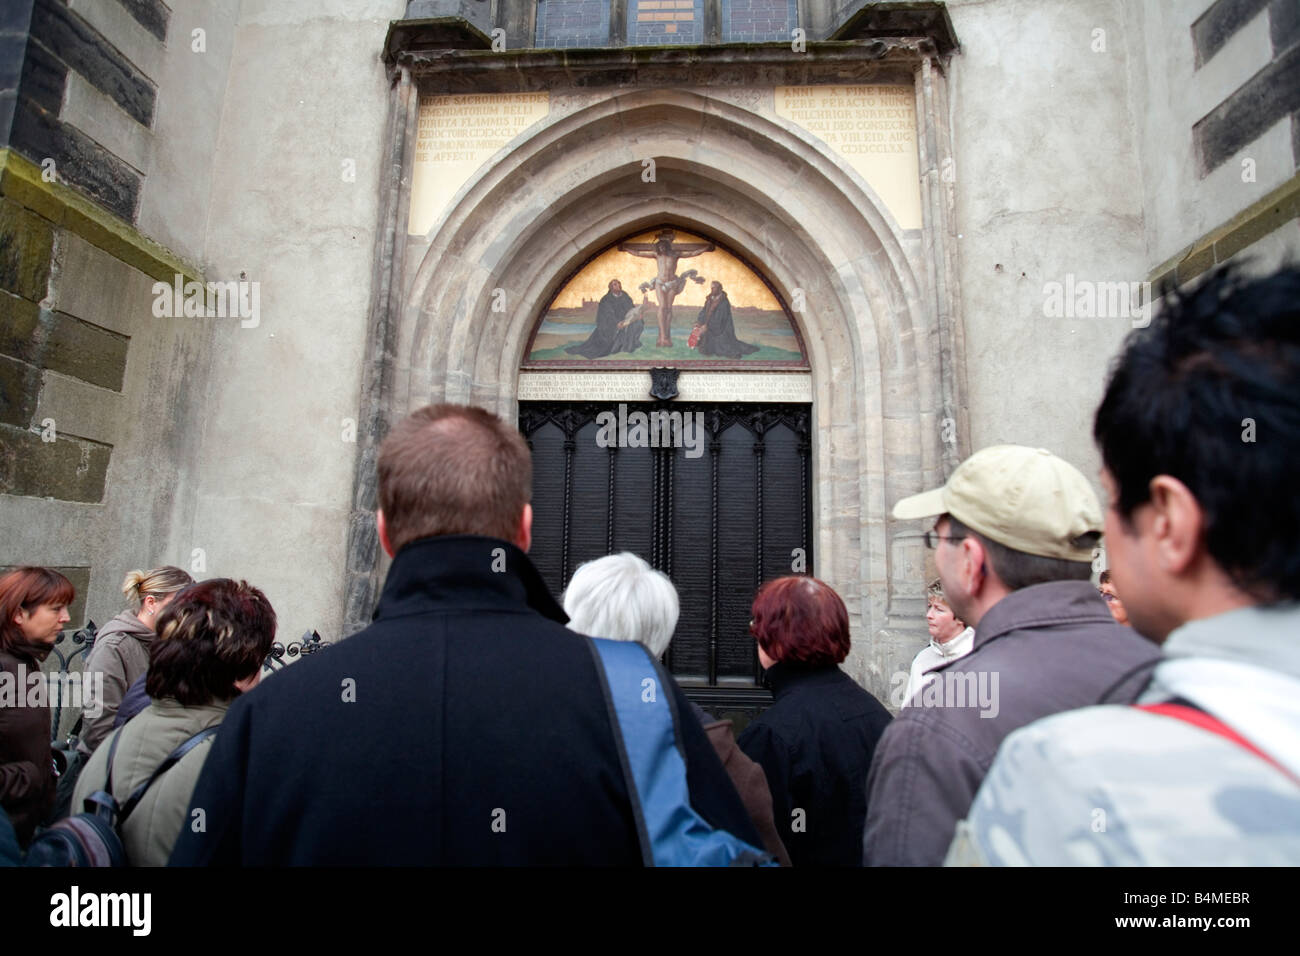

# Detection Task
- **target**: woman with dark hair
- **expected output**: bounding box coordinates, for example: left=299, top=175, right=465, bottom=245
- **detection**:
left=737, top=575, right=892, bottom=866
left=0, top=567, right=74, bottom=847
left=72, top=578, right=275, bottom=865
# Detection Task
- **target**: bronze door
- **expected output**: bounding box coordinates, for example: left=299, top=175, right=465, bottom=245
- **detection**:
left=519, top=401, right=813, bottom=730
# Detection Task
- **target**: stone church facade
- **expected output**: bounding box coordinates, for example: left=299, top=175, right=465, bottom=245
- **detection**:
left=2, top=0, right=1297, bottom=710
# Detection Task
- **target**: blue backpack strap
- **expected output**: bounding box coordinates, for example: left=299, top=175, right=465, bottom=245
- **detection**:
left=587, top=637, right=773, bottom=867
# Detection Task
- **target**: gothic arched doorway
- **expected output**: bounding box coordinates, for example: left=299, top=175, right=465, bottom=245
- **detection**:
left=517, top=225, right=812, bottom=726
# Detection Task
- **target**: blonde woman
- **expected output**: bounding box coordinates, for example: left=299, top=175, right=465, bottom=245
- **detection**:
left=77, top=567, right=194, bottom=758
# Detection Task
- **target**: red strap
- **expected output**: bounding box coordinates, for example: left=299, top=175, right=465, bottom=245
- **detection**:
left=1137, top=702, right=1300, bottom=787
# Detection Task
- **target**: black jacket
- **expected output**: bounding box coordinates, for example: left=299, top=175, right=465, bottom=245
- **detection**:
left=737, top=663, right=892, bottom=866
left=0, top=646, right=56, bottom=847
left=169, top=535, right=759, bottom=865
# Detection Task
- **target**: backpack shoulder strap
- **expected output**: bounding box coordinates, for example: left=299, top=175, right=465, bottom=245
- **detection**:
left=1096, top=657, right=1160, bottom=705
left=586, top=637, right=772, bottom=866
left=587, top=639, right=658, bottom=865
left=1135, top=699, right=1300, bottom=788
left=102, top=726, right=127, bottom=798
left=118, top=726, right=219, bottom=823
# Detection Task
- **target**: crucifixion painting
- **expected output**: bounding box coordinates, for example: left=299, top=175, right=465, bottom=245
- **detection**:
left=618, top=229, right=712, bottom=347
left=523, top=227, right=808, bottom=368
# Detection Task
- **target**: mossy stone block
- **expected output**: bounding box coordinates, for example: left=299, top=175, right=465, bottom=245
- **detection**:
left=0, top=196, right=54, bottom=301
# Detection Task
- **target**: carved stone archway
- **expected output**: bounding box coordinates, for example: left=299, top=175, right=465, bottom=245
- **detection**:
left=350, top=73, right=964, bottom=702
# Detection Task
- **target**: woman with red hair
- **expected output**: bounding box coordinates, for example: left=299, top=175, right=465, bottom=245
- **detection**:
left=738, top=575, right=892, bottom=866
left=0, top=566, right=74, bottom=846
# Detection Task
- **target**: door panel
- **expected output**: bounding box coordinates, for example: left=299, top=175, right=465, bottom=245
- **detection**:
left=519, top=401, right=813, bottom=729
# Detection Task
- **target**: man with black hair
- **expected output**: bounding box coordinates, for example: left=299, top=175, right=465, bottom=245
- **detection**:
left=948, top=265, right=1300, bottom=865
left=862, top=445, right=1158, bottom=866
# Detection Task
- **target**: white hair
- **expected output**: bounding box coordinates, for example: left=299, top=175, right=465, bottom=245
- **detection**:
left=562, top=552, right=679, bottom=659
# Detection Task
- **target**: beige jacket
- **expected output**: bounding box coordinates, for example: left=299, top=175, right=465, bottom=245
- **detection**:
left=72, top=698, right=226, bottom=866
left=78, top=611, right=155, bottom=755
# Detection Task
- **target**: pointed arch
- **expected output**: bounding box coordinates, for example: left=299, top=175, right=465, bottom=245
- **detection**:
left=387, top=89, right=951, bottom=697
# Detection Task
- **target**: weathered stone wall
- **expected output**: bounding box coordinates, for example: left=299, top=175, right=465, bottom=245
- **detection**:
left=943, top=0, right=1146, bottom=496
left=0, top=0, right=238, bottom=635
left=1134, top=0, right=1299, bottom=281
left=175, top=0, right=405, bottom=643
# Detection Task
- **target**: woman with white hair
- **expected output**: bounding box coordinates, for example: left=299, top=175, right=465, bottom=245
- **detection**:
left=563, top=552, right=679, bottom=659
left=563, top=553, right=791, bottom=866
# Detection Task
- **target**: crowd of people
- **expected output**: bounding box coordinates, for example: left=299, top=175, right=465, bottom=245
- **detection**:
left=1, top=264, right=1296, bottom=866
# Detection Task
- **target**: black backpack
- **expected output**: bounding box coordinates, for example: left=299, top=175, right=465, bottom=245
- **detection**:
left=25, top=726, right=218, bottom=867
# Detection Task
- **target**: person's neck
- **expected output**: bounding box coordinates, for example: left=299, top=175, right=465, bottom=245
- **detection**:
left=957, top=584, right=1009, bottom=630
left=934, top=625, right=966, bottom=645
left=1154, top=566, right=1260, bottom=643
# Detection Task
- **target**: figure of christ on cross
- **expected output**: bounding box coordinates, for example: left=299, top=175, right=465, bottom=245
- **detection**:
left=618, top=229, right=714, bottom=347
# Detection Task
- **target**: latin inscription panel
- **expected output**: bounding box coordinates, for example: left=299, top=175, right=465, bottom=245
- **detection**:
left=408, top=92, right=551, bottom=235
left=775, top=84, right=922, bottom=230
left=518, top=370, right=813, bottom=402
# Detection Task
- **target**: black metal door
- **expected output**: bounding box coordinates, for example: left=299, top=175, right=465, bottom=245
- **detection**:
left=519, top=401, right=813, bottom=730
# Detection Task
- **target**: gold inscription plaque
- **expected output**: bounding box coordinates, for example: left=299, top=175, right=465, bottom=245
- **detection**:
left=407, top=92, right=551, bottom=236
left=517, top=370, right=813, bottom=403
left=775, top=84, right=921, bottom=230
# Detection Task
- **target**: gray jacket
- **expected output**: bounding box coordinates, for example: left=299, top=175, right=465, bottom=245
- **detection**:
left=72, top=698, right=226, bottom=866
left=862, top=580, right=1159, bottom=866
left=947, top=602, right=1300, bottom=865
left=78, top=611, right=155, bottom=756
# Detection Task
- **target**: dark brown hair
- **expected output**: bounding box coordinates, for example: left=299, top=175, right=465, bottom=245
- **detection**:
left=147, top=579, right=276, bottom=706
left=0, top=567, right=75, bottom=653
left=751, top=576, right=851, bottom=668
left=377, top=404, right=532, bottom=554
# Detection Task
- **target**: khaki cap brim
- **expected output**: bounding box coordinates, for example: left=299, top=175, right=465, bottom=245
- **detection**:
left=890, top=445, right=1103, bottom=562
left=892, top=487, right=948, bottom=521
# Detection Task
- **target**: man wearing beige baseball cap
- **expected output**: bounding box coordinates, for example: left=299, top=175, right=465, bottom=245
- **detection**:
left=861, top=444, right=1158, bottom=867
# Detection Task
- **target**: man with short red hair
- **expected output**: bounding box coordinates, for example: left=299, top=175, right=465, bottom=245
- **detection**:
left=171, top=403, right=760, bottom=865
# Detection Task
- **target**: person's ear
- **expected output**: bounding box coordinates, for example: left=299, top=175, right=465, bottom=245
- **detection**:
left=233, top=669, right=262, bottom=694
left=962, top=536, right=987, bottom=596
left=377, top=509, right=396, bottom=559
left=516, top=503, right=533, bottom=554
left=1147, top=475, right=1202, bottom=575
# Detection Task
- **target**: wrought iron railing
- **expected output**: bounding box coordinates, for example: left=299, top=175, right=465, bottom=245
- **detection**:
left=45, top=624, right=329, bottom=744
left=262, top=630, right=328, bottom=674
left=47, top=621, right=98, bottom=744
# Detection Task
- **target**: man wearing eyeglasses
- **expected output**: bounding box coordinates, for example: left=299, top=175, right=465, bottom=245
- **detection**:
left=861, top=444, right=1158, bottom=866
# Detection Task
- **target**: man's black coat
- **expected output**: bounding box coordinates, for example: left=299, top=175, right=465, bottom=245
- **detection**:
left=169, top=535, right=760, bottom=865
